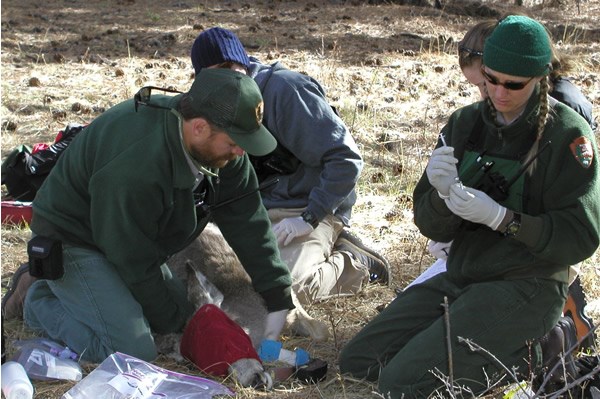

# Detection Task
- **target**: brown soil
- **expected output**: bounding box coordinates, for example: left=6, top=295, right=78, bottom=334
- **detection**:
left=2, top=1, right=599, bottom=398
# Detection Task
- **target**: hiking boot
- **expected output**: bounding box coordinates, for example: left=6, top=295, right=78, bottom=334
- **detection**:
left=1, top=263, right=37, bottom=320
left=535, top=316, right=580, bottom=393
left=334, top=229, right=391, bottom=285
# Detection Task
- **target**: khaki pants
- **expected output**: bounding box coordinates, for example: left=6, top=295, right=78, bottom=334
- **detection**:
left=267, top=208, right=369, bottom=304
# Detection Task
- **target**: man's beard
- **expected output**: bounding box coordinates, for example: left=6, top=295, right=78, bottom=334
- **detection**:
left=191, top=149, right=235, bottom=169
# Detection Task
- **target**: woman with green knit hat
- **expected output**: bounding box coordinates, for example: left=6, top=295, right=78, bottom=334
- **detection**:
left=339, top=15, right=599, bottom=398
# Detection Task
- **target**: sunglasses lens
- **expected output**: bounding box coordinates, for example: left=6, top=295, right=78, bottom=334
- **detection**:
left=459, top=46, right=483, bottom=57
left=140, top=87, right=151, bottom=102
left=481, top=69, right=530, bottom=91
left=481, top=70, right=497, bottom=85
left=504, top=82, right=526, bottom=90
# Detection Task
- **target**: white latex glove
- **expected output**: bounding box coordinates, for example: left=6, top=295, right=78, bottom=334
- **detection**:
left=272, top=217, right=314, bottom=246
left=425, top=146, right=459, bottom=198
left=428, top=240, right=452, bottom=260
left=445, top=183, right=507, bottom=230
left=264, top=309, right=288, bottom=341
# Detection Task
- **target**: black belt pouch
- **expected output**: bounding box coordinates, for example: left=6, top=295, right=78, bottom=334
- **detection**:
left=27, top=236, right=64, bottom=280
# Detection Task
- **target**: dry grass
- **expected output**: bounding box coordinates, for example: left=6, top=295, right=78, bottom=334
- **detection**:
left=2, top=0, right=599, bottom=398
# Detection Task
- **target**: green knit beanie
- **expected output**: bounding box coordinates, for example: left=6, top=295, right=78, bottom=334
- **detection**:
left=483, top=15, right=552, bottom=77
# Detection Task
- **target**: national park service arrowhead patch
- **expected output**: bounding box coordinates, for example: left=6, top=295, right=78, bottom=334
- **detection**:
left=569, top=136, right=594, bottom=169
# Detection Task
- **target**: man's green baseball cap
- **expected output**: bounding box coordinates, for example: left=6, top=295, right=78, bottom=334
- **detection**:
left=187, top=68, right=276, bottom=156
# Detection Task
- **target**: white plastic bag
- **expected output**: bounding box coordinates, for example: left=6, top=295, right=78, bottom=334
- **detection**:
left=12, top=339, right=82, bottom=382
left=62, top=352, right=233, bottom=399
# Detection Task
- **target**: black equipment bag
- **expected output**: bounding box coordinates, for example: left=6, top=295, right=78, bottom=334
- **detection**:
left=1, top=123, right=85, bottom=201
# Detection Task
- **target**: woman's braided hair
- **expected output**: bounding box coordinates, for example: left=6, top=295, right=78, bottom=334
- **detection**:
left=524, top=77, right=550, bottom=174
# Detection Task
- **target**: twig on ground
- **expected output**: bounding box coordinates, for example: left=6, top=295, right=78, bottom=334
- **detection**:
left=458, top=336, right=531, bottom=398
left=442, top=296, right=456, bottom=397
left=546, top=367, right=600, bottom=399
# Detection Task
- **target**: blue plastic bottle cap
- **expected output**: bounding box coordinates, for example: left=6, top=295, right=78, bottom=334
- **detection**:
left=294, top=348, right=310, bottom=366
left=258, top=339, right=282, bottom=362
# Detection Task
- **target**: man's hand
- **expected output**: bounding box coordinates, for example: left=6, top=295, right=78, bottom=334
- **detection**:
left=426, top=146, right=459, bottom=198
left=445, top=183, right=507, bottom=230
left=272, top=217, right=314, bottom=246
left=264, top=309, right=288, bottom=341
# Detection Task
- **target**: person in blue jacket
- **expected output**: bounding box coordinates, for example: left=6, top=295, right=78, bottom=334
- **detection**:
left=189, top=27, right=392, bottom=308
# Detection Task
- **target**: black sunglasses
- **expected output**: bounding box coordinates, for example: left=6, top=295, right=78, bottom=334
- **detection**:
left=458, top=45, right=483, bottom=57
left=134, top=86, right=183, bottom=112
left=480, top=67, right=535, bottom=91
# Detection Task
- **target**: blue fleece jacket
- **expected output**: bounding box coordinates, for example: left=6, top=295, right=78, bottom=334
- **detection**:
left=248, top=59, right=363, bottom=226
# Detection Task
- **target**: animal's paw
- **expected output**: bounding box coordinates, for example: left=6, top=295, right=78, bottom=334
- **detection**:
left=287, top=308, right=330, bottom=342
left=229, top=358, right=273, bottom=390
left=153, top=333, right=185, bottom=362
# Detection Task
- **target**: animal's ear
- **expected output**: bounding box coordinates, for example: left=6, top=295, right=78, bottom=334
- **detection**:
left=186, top=261, right=225, bottom=307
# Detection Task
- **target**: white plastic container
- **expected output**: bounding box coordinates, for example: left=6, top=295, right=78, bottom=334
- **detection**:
left=1, top=361, right=34, bottom=399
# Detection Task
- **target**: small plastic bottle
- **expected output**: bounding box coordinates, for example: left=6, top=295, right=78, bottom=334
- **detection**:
left=258, top=339, right=310, bottom=366
left=1, top=361, right=34, bottom=399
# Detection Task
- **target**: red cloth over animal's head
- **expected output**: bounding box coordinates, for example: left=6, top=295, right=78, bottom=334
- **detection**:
left=180, top=304, right=260, bottom=376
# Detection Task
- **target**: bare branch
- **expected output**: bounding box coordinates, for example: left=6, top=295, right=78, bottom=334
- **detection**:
left=458, top=336, right=530, bottom=398
left=442, top=296, right=456, bottom=397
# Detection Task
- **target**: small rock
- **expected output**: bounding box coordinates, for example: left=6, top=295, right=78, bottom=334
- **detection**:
left=370, top=172, right=385, bottom=183
left=115, top=67, right=125, bottom=77
left=72, top=102, right=91, bottom=113
left=52, top=110, right=67, bottom=120
left=28, top=77, right=41, bottom=87
left=392, top=163, right=403, bottom=176
left=3, top=120, right=17, bottom=131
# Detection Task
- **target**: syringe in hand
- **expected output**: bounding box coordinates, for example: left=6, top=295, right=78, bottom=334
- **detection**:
left=439, top=133, right=447, bottom=146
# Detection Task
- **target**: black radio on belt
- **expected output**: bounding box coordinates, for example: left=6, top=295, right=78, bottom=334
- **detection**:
left=27, top=236, right=64, bottom=280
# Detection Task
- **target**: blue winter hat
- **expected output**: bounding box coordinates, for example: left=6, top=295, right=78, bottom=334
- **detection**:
left=483, top=16, right=552, bottom=77
left=191, top=27, right=250, bottom=74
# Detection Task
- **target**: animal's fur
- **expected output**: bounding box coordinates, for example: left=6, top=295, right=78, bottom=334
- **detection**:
left=155, top=222, right=329, bottom=388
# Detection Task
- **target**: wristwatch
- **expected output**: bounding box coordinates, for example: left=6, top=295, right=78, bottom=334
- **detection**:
left=503, top=213, right=521, bottom=237
left=301, top=210, right=319, bottom=229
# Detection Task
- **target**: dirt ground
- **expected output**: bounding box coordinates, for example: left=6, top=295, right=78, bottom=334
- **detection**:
left=1, top=0, right=599, bottom=398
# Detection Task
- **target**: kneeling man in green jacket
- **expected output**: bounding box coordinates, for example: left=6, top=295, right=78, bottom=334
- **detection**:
left=11, top=69, right=295, bottom=363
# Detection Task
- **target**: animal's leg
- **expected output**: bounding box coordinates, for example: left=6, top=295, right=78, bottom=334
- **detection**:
left=286, top=291, right=330, bottom=342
